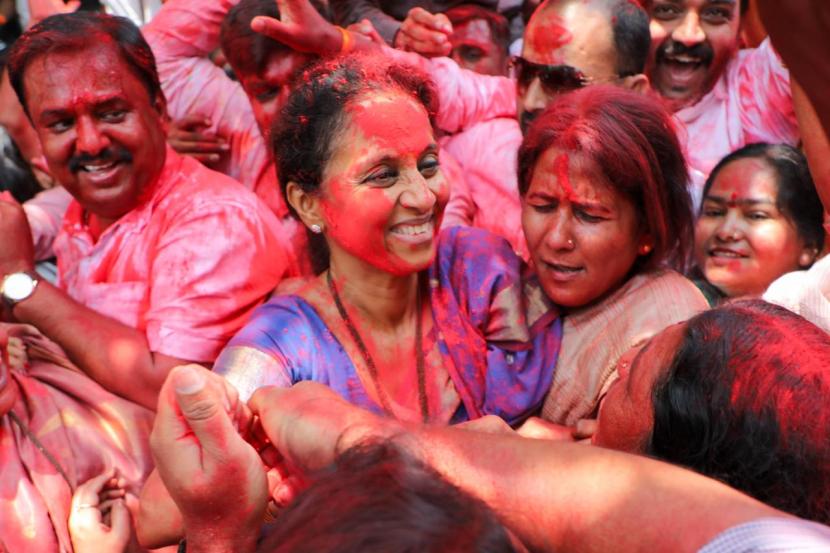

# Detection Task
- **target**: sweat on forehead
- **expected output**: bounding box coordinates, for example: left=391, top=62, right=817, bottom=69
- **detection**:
left=7, top=11, right=161, bottom=114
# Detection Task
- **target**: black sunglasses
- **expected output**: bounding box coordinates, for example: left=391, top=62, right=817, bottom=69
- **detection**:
left=510, top=56, right=589, bottom=95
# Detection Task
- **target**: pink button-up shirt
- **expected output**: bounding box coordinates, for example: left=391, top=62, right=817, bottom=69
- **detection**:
left=53, top=148, right=292, bottom=362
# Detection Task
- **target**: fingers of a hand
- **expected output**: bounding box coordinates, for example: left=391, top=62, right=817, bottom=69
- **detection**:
left=172, top=365, right=237, bottom=455
left=516, top=418, right=575, bottom=441
left=169, top=134, right=225, bottom=147
left=573, top=419, right=598, bottom=440
left=186, top=153, right=223, bottom=164
left=251, top=16, right=293, bottom=43
left=0, top=191, right=15, bottom=203
left=74, top=469, right=117, bottom=503
left=100, top=488, right=127, bottom=502
left=409, top=7, right=452, bottom=33
left=108, top=499, right=132, bottom=539
left=175, top=114, right=212, bottom=129
left=400, top=20, right=450, bottom=46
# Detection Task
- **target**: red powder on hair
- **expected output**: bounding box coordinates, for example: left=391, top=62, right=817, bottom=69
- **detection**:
left=526, top=13, right=572, bottom=64
left=554, top=153, right=575, bottom=200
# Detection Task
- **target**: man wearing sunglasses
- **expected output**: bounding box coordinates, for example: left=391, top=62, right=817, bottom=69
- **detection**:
left=437, top=0, right=650, bottom=258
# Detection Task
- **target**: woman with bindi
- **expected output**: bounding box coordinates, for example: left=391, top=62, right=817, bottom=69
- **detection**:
left=214, top=53, right=561, bottom=425
left=517, top=85, right=710, bottom=427
left=693, top=143, right=824, bottom=305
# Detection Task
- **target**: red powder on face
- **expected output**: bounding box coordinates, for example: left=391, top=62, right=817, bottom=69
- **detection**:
left=320, top=91, right=443, bottom=276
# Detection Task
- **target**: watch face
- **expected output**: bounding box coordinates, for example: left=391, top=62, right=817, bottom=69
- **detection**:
left=3, top=273, right=36, bottom=302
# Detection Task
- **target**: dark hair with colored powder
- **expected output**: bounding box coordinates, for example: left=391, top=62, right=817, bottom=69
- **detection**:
left=272, top=52, right=439, bottom=274
left=257, top=442, right=516, bottom=552
left=649, top=300, right=830, bottom=524
left=700, top=142, right=825, bottom=256
left=7, top=11, right=162, bottom=115
left=608, top=0, right=650, bottom=77
left=517, top=84, right=694, bottom=272
left=220, top=0, right=330, bottom=78
left=445, top=4, right=511, bottom=54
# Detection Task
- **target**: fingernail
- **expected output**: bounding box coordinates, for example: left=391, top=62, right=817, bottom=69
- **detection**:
left=174, top=366, right=205, bottom=394
left=210, top=154, right=220, bottom=161
left=220, top=143, right=229, bottom=151
left=251, top=17, right=264, bottom=31
left=204, top=119, right=212, bottom=126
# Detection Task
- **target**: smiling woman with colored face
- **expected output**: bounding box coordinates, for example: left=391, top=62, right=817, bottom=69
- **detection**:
left=693, top=143, right=824, bottom=304
left=214, top=53, right=562, bottom=426
left=518, top=85, right=709, bottom=426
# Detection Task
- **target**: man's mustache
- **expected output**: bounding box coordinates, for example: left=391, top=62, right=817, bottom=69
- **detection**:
left=657, top=39, right=714, bottom=67
left=69, top=147, right=133, bottom=173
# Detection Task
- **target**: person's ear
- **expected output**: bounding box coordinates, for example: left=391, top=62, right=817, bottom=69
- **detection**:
left=621, top=73, right=651, bottom=95
left=798, top=245, right=820, bottom=268
left=286, top=181, right=326, bottom=234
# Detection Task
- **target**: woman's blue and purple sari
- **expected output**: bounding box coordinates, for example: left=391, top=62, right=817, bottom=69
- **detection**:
left=215, top=227, right=561, bottom=425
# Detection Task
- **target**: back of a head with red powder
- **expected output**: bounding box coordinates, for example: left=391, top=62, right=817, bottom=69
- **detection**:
left=517, top=85, right=694, bottom=272
left=650, top=300, right=830, bottom=524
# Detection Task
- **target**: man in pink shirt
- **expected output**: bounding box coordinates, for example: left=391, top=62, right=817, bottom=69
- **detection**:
left=643, top=0, right=799, bottom=206
left=0, top=12, right=290, bottom=409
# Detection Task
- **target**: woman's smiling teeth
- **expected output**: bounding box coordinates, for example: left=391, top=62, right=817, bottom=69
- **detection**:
left=391, top=218, right=434, bottom=236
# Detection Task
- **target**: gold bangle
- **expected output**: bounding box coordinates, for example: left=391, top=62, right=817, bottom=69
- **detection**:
left=335, top=25, right=353, bottom=54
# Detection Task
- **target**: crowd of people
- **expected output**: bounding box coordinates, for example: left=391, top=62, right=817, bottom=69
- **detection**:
left=0, top=0, right=829, bottom=551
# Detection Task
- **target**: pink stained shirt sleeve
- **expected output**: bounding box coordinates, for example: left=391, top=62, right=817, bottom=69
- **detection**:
left=381, top=46, right=517, bottom=133
left=143, top=199, right=288, bottom=362
left=735, top=38, right=799, bottom=145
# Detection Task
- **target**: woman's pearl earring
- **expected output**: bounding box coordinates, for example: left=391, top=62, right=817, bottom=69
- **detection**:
left=310, top=224, right=323, bottom=234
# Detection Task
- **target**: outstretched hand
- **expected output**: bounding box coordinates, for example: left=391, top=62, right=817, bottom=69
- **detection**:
left=250, top=0, right=383, bottom=56
left=250, top=0, right=341, bottom=55
left=149, top=365, right=268, bottom=553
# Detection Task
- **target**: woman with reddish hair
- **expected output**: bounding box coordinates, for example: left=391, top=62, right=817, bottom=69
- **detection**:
left=517, top=85, right=709, bottom=426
